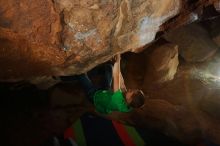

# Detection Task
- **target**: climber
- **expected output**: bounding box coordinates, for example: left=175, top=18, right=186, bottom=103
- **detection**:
left=76, top=54, right=146, bottom=114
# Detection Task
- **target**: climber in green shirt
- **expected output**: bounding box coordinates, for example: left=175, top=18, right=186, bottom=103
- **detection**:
left=77, top=54, right=145, bottom=114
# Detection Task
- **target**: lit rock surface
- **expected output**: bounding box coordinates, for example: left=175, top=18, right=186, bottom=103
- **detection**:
left=0, top=0, right=64, bottom=80
left=51, top=0, right=181, bottom=76
left=123, top=41, right=179, bottom=88
left=121, top=49, right=220, bottom=145
left=0, top=0, right=218, bottom=80
left=146, top=42, right=179, bottom=83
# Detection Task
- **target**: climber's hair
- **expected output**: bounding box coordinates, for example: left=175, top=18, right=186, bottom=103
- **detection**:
left=128, top=90, right=145, bottom=108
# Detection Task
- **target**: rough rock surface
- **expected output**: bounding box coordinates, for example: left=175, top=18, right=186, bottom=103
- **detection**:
left=2, top=1, right=220, bottom=146
left=122, top=49, right=220, bottom=145
left=146, top=41, right=179, bottom=83
left=164, top=23, right=218, bottom=62
left=122, top=40, right=179, bottom=87
left=0, top=0, right=64, bottom=80
left=49, top=0, right=181, bottom=76
left=0, top=0, right=219, bottom=80
left=3, top=48, right=220, bottom=146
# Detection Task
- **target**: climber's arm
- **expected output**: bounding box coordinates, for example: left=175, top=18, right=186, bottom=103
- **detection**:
left=113, top=54, right=127, bottom=92
left=113, top=54, right=121, bottom=92
left=119, top=71, right=127, bottom=92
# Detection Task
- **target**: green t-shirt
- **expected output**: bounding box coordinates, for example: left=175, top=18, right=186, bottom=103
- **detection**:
left=93, top=89, right=132, bottom=114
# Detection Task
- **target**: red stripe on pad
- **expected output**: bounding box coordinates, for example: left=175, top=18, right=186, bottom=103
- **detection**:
left=64, top=127, right=75, bottom=140
left=112, top=121, right=136, bottom=146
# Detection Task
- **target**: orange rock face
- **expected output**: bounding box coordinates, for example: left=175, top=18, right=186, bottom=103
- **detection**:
left=0, top=0, right=65, bottom=80
left=0, top=0, right=219, bottom=81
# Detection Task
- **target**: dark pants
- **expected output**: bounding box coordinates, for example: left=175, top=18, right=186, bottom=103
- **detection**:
left=78, top=63, right=113, bottom=102
left=61, top=63, right=112, bottom=102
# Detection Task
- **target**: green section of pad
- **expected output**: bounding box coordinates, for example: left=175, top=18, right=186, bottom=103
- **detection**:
left=124, top=125, right=145, bottom=146
left=73, top=119, right=87, bottom=146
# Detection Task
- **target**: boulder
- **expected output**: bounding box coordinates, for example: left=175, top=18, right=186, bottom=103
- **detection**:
left=164, top=23, right=218, bottom=62
left=54, top=0, right=181, bottom=75
left=2, top=0, right=205, bottom=80
left=147, top=43, right=179, bottom=83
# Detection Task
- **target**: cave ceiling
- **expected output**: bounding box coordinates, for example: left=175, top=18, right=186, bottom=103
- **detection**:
left=0, top=0, right=220, bottom=81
